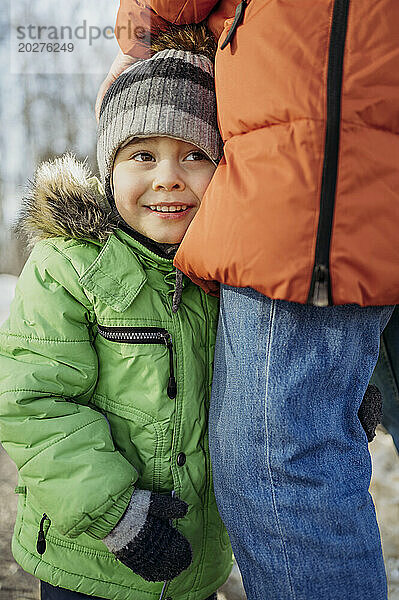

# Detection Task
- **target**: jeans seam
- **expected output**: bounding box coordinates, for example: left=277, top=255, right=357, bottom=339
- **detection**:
left=263, top=299, right=296, bottom=600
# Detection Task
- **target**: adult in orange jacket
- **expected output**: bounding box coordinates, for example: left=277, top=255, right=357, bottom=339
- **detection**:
left=97, top=3, right=399, bottom=599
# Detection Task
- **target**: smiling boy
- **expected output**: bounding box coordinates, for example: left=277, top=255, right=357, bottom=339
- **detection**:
left=111, top=136, right=215, bottom=243
left=0, top=30, right=233, bottom=600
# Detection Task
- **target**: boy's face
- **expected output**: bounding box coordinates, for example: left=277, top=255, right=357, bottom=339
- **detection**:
left=112, top=136, right=216, bottom=243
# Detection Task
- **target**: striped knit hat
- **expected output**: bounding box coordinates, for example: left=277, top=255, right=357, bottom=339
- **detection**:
left=97, top=47, right=223, bottom=200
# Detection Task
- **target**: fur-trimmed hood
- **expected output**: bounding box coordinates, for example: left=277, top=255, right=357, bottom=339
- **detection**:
left=18, top=153, right=118, bottom=248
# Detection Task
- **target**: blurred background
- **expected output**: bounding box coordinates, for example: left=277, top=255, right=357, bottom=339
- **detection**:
left=0, top=2, right=399, bottom=599
left=0, top=0, right=119, bottom=276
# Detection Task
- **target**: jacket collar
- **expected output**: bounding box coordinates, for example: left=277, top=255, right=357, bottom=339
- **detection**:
left=79, top=234, right=147, bottom=313
left=79, top=230, right=186, bottom=313
left=115, top=228, right=176, bottom=272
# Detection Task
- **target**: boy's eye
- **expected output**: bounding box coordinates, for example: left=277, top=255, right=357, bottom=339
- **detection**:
left=132, top=152, right=154, bottom=162
left=185, top=151, right=209, bottom=161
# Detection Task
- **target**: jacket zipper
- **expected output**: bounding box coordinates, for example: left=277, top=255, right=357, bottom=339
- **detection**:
left=36, top=513, right=50, bottom=555
left=220, top=0, right=248, bottom=49
left=307, top=0, right=350, bottom=306
left=97, top=326, right=177, bottom=399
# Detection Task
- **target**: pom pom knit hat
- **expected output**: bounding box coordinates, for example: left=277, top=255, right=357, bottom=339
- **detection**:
left=97, top=31, right=223, bottom=200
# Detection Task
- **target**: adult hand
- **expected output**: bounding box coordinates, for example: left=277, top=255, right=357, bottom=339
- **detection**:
left=95, top=50, right=138, bottom=122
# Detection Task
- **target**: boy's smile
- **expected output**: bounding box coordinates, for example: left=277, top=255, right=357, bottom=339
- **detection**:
left=112, top=136, right=216, bottom=243
left=144, top=201, right=195, bottom=218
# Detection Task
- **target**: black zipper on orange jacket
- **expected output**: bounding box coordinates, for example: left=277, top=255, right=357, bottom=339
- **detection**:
left=307, top=0, right=350, bottom=306
left=220, top=1, right=248, bottom=49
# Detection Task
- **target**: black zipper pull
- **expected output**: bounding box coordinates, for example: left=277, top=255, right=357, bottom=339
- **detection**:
left=37, top=513, right=49, bottom=555
left=220, top=0, right=248, bottom=50
left=163, top=334, right=177, bottom=399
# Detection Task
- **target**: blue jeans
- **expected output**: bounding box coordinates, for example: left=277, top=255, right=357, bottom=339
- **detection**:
left=371, top=305, right=399, bottom=452
left=209, top=285, right=394, bottom=600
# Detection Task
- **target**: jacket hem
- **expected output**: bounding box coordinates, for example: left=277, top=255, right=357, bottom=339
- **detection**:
left=11, top=533, right=233, bottom=600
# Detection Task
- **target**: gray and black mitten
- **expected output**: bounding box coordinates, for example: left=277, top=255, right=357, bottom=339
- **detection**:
left=103, top=490, right=192, bottom=581
left=358, top=384, right=383, bottom=442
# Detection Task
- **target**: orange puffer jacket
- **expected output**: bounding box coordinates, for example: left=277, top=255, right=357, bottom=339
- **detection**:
left=116, top=0, right=399, bottom=306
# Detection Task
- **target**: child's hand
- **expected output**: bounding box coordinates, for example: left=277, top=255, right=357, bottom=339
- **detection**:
left=103, top=490, right=192, bottom=581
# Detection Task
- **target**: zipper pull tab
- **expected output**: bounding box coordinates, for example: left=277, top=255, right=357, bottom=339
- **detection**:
left=167, top=376, right=177, bottom=400
left=309, top=265, right=330, bottom=307
left=164, top=335, right=177, bottom=399
left=36, top=513, right=49, bottom=555
left=220, top=0, right=248, bottom=50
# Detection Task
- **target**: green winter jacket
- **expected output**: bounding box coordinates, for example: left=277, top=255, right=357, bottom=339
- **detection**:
left=0, top=155, right=233, bottom=600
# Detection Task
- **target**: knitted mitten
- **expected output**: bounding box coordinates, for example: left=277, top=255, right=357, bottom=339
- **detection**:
left=103, top=490, right=192, bottom=581
left=358, top=384, right=383, bottom=442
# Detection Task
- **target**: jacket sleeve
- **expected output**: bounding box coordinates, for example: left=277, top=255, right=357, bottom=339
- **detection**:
left=0, top=241, right=137, bottom=540
left=115, top=0, right=235, bottom=57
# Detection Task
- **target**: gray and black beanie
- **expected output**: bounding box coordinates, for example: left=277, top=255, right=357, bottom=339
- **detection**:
left=97, top=46, right=223, bottom=202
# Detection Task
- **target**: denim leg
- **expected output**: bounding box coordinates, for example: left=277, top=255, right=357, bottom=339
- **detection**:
left=209, top=285, right=394, bottom=600
left=371, top=306, right=399, bottom=453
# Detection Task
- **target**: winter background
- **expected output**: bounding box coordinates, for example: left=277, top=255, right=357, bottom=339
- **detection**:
left=0, top=1, right=399, bottom=599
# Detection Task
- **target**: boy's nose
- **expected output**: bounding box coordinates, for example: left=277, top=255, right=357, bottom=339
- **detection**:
left=152, top=164, right=185, bottom=192
left=152, top=179, right=185, bottom=192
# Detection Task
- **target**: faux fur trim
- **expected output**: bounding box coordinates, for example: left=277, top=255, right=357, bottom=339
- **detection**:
left=150, top=23, right=217, bottom=61
left=17, top=153, right=117, bottom=247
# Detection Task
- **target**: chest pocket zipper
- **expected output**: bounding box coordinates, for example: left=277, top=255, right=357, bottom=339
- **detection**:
left=97, top=325, right=177, bottom=399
